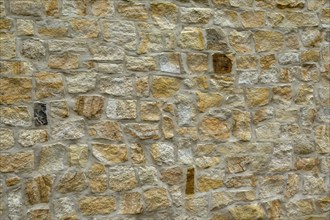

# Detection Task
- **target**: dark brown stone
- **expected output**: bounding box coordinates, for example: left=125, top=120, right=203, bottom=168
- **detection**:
left=213, top=54, right=232, bottom=74
left=186, top=167, right=195, bottom=194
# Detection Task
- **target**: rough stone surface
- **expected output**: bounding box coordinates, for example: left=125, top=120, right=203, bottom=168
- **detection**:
left=1, top=1, right=329, bottom=219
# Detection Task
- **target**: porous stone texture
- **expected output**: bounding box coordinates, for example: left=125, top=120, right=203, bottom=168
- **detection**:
left=0, top=1, right=329, bottom=219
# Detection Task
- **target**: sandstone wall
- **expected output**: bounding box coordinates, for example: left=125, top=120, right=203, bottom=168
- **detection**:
left=0, top=0, right=329, bottom=219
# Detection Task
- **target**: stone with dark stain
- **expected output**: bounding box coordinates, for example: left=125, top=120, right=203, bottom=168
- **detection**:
left=213, top=53, right=232, bottom=74
left=34, top=103, right=48, bottom=126
left=185, top=167, right=195, bottom=194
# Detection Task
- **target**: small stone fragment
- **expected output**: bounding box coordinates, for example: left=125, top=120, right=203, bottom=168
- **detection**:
left=186, top=167, right=195, bottom=194
left=125, top=123, right=160, bottom=140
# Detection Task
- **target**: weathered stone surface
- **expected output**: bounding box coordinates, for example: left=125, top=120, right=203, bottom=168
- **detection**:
left=48, top=53, right=79, bottom=70
left=287, top=12, right=319, bottom=27
left=229, top=30, right=253, bottom=53
left=66, top=72, right=97, bottom=93
left=124, top=123, right=160, bottom=140
left=214, top=10, right=241, bottom=28
left=90, top=0, right=114, bottom=16
left=0, top=106, right=32, bottom=127
left=187, top=53, right=209, bottom=73
left=152, top=76, right=181, bottom=98
left=92, top=143, right=128, bottom=165
left=79, top=196, right=116, bottom=215
left=141, top=101, right=161, bottom=121
left=0, top=33, right=15, bottom=59
left=246, top=88, right=270, bottom=108
left=0, top=128, right=14, bottom=151
left=7, top=188, right=23, bottom=219
left=117, top=3, right=148, bottom=21
left=254, top=30, right=284, bottom=52
left=197, top=91, right=223, bottom=112
left=144, top=188, right=170, bottom=212
left=54, top=197, right=77, bottom=219
left=198, top=176, right=223, bottom=192
left=102, top=20, right=137, bottom=51
left=232, top=110, right=251, bottom=141
left=75, top=95, right=104, bottom=119
left=25, top=175, right=55, bottom=204
left=229, top=204, right=265, bottom=220
left=39, top=144, right=65, bottom=172
left=10, top=0, right=42, bottom=16
left=150, top=3, right=178, bottom=29
left=106, top=99, right=136, bottom=119
left=260, top=175, right=285, bottom=199
left=21, top=39, right=46, bottom=60
left=88, top=120, right=123, bottom=141
left=127, top=56, right=156, bottom=72
left=0, top=151, right=34, bottom=173
left=99, top=76, right=134, bottom=97
left=186, top=195, right=209, bottom=217
left=38, top=20, right=69, bottom=37
left=70, top=18, right=99, bottom=38
left=35, top=72, right=64, bottom=99
left=51, top=120, right=85, bottom=140
left=18, top=129, right=48, bottom=147
left=68, top=144, right=88, bottom=167
left=181, top=8, right=213, bottom=24
left=57, top=170, right=87, bottom=193
left=89, top=43, right=124, bottom=61
left=109, top=166, right=138, bottom=191
left=200, top=116, right=230, bottom=141
left=119, top=192, right=143, bottom=214
left=0, top=78, right=32, bottom=104
left=27, top=209, right=51, bottom=220
left=151, top=142, right=175, bottom=165
left=62, top=0, right=86, bottom=16
left=179, top=27, right=205, bottom=50
left=286, top=199, right=314, bottom=217
left=0, top=60, right=34, bottom=75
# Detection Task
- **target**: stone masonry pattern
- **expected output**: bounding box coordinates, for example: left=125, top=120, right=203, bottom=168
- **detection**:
left=0, top=0, right=329, bottom=219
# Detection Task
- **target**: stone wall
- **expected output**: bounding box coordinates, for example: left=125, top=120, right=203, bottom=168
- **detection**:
left=0, top=0, right=329, bottom=219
